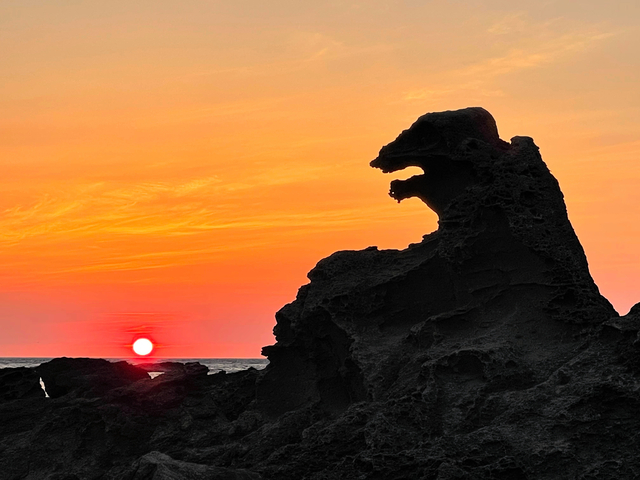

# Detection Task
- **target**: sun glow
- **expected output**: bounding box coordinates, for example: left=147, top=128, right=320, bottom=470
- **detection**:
left=132, top=338, right=154, bottom=356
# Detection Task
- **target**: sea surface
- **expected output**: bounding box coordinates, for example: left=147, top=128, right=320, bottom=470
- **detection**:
left=0, top=357, right=269, bottom=374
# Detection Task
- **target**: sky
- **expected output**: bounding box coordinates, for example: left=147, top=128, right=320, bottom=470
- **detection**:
left=1, top=0, right=639, bottom=358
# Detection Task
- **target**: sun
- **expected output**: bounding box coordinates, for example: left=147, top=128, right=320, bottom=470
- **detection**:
left=132, top=338, right=154, bottom=356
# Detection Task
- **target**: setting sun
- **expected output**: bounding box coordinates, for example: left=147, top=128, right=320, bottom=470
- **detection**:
left=132, top=338, right=153, bottom=356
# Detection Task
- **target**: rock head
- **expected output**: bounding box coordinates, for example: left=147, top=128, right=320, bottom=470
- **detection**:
left=370, top=107, right=508, bottom=213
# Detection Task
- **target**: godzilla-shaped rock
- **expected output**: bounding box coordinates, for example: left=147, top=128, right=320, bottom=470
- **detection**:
left=258, top=106, right=616, bottom=416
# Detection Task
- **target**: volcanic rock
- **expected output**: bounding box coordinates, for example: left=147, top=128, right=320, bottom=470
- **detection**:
left=0, top=107, right=638, bottom=479
left=135, top=361, right=209, bottom=377
left=0, top=362, right=263, bottom=479
left=123, top=451, right=262, bottom=480
left=258, top=106, right=615, bottom=417
left=0, top=366, right=45, bottom=402
left=36, top=357, right=150, bottom=398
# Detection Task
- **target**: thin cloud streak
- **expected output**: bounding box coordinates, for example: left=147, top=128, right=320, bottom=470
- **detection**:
left=0, top=160, right=431, bottom=277
left=402, top=19, right=617, bottom=101
left=0, top=165, right=335, bottom=244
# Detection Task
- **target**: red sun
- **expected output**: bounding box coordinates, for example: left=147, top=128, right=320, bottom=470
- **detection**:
left=132, top=338, right=154, bottom=356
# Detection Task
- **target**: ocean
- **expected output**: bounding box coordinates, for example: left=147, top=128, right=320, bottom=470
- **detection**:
left=0, top=357, right=269, bottom=374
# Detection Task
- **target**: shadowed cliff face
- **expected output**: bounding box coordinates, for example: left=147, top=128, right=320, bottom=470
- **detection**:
left=258, top=107, right=616, bottom=416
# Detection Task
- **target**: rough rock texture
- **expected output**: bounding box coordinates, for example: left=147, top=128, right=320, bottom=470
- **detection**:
left=135, top=361, right=210, bottom=376
left=36, top=357, right=150, bottom=398
left=0, top=366, right=45, bottom=401
left=0, top=107, right=638, bottom=479
left=258, top=106, right=615, bottom=416
left=0, top=364, right=262, bottom=479
left=123, top=451, right=262, bottom=480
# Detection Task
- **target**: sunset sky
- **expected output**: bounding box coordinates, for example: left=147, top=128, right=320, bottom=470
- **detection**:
left=2, top=1, right=639, bottom=358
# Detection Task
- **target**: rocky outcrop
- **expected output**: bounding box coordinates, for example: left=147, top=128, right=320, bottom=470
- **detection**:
left=258, top=107, right=615, bottom=417
left=36, top=357, right=150, bottom=398
left=0, top=364, right=262, bottom=479
left=123, top=451, right=262, bottom=480
left=0, top=366, right=44, bottom=401
left=0, top=107, right=638, bottom=479
left=134, top=361, right=209, bottom=376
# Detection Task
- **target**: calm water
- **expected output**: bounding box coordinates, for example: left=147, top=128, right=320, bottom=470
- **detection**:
left=0, top=357, right=269, bottom=374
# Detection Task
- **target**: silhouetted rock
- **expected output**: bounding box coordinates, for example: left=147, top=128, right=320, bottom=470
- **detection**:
left=0, top=107, right=638, bottom=479
left=0, top=360, right=262, bottom=479
left=135, top=361, right=209, bottom=376
left=36, top=357, right=149, bottom=398
left=0, top=367, right=45, bottom=401
left=123, top=451, right=262, bottom=480
left=258, top=106, right=615, bottom=417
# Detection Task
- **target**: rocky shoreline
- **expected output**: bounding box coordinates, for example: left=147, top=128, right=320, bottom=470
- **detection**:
left=1, top=107, right=638, bottom=479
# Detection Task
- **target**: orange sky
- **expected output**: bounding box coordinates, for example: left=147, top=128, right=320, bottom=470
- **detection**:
left=1, top=1, right=639, bottom=358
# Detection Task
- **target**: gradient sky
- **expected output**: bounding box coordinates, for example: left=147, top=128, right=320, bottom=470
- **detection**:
left=1, top=1, right=639, bottom=358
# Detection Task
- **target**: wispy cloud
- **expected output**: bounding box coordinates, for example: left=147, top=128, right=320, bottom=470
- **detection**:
left=402, top=16, right=617, bottom=102
left=0, top=162, right=427, bottom=277
left=183, top=29, right=391, bottom=85
left=288, top=30, right=392, bottom=63
left=461, top=32, right=616, bottom=78
left=487, top=12, right=529, bottom=35
left=0, top=176, right=224, bottom=244
left=0, top=161, right=349, bottom=244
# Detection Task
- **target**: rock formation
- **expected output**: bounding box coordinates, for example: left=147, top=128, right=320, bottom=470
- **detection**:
left=36, top=357, right=150, bottom=398
left=258, top=107, right=615, bottom=416
left=0, top=366, right=44, bottom=401
left=1, top=107, right=638, bottom=479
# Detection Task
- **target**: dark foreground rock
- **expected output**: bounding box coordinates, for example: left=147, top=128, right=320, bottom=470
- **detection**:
left=36, top=357, right=150, bottom=398
left=0, top=107, right=638, bottom=479
left=0, top=367, right=44, bottom=401
left=123, top=451, right=262, bottom=480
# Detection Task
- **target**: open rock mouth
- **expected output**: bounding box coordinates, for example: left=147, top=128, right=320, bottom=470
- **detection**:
left=374, top=165, right=427, bottom=203
left=371, top=150, right=464, bottom=215
left=389, top=173, right=428, bottom=203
